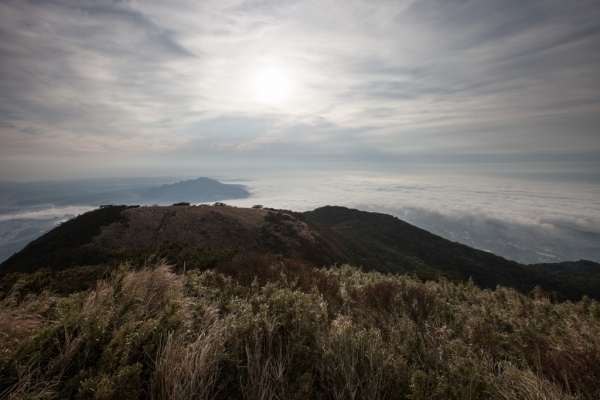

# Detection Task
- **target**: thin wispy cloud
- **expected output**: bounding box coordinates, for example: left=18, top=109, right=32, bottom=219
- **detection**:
left=1, top=0, right=599, bottom=179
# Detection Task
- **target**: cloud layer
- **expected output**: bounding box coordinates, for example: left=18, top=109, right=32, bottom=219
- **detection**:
left=1, top=0, right=599, bottom=179
left=223, top=170, right=600, bottom=262
left=225, top=171, right=600, bottom=232
left=0, top=170, right=597, bottom=263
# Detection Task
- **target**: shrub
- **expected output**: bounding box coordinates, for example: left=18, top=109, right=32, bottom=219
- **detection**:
left=1, top=259, right=600, bottom=399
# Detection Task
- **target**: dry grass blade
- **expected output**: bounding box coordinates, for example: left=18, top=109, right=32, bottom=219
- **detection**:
left=492, top=362, right=577, bottom=400
left=239, top=316, right=291, bottom=400
left=151, top=325, right=225, bottom=400
left=0, top=361, right=59, bottom=400
left=122, top=264, right=183, bottom=313
left=320, top=318, right=386, bottom=400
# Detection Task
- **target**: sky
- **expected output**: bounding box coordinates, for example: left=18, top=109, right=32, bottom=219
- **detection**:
left=1, top=0, right=599, bottom=180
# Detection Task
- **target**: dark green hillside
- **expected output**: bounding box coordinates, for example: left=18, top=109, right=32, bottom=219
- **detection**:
left=0, top=205, right=133, bottom=273
left=302, top=206, right=526, bottom=285
left=303, top=206, right=600, bottom=299
left=528, top=260, right=600, bottom=301
left=2, top=204, right=599, bottom=300
left=530, top=260, right=600, bottom=274
left=302, top=206, right=514, bottom=278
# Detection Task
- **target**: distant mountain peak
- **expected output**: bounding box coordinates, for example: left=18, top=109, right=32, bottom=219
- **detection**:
left=142, top=177, right=249, bottom=205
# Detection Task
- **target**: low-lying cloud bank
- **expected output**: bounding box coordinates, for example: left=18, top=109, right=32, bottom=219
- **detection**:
left=224, top=171, right=600, bottom=263
left=0, top=171, right=598, bottom=265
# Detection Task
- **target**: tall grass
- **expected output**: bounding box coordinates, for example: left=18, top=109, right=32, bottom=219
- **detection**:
left=1, top=255, right=599, bottom=399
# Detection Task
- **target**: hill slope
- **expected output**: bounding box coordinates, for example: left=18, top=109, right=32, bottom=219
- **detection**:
left=303, top=206, right=600, bottom=299
left=0, top=205, right=349, bottom=274
left=1, top=205, right=599, bottom=300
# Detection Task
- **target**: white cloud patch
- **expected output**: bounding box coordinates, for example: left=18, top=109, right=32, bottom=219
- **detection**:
left=222, top=170, right=600, bottom=263
left=224, top=171, right=600, bottom=232
left=0, top=206, right=96, bottom=222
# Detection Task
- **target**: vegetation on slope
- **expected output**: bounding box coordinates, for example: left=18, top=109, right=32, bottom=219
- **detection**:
left=0, top=205, right=346, bottom=276
left=1, top=255, right=599, bottom=399
left=2, top=205, right=599, bottom=300
left=0, top=206, right=133, bottom=274
left=303, top=206, right=600, bottom=300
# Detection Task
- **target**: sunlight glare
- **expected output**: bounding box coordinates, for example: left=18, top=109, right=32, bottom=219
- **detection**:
left=253, top=67, right=290, bottom=104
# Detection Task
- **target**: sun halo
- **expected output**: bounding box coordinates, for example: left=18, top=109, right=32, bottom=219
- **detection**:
left=252, top=67, right=290, bottom=104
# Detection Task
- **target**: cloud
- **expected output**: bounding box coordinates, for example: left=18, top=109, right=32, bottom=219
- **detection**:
left=0, top=169, right=598, bottom=262
left=222, top=170, right=600, bottom=233
left=221, top=170, right=600, bottom=262
left=0, top=205, right=96, bottom=222
left=0, top=0, right=599, bottom=178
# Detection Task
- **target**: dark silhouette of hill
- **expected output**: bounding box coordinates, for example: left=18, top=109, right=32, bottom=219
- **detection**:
left=142, top=177, right=249, bottom=205
left=302, top=206, right=600, bottom=299
left=0, top=205, right=132, bottom=273
left=0, top=176, right=249, bottom=210
left=529, top=260, right=600, bottom=274
left=1, top=204, right=598, bottom=300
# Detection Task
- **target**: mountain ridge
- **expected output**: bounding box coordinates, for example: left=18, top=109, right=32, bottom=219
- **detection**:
left=1, top=204, right=598, bottom=300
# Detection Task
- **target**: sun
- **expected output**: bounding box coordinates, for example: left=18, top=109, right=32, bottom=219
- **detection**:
left=252, top=67, right=290, bottom=104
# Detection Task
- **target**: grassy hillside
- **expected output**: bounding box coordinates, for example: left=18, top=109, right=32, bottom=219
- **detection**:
left=303, top=206, right=600, bottom=300
left=1, top=256, right=599, bottom=399
left=2, top=205, right=599, bottom=300
left=0, top=205, right=132, bottom=274
left=0, top=205, right=350, bottom=276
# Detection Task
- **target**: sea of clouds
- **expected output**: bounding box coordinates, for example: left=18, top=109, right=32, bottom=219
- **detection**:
left=0, top=206, right=96, bottom=222
left=222, top=171, right=600, bottom=264
left=1, top=171, right=598, bottom=264
left=223, top=171, right=599, bottom=232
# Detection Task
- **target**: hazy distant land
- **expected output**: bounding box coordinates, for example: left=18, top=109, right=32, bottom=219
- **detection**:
left=0, top=177, right=249, bottom=262
left=0, top=173, right=598, bottom=265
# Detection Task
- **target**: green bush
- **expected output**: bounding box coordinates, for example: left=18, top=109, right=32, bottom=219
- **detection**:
left=1, top=255, right=599, bottom=399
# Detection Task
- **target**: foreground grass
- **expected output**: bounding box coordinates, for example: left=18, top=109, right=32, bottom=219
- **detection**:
left=1, top=255, right=599, bottom=399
